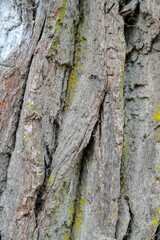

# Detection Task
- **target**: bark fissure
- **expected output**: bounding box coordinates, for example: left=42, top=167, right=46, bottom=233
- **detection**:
left=120, top=0, right=139, bottom=18
left=118, top=1, right=138, bottom=239
left=98, top=90, right=107, bottom=142
left=36, top=14, right=47, bottom=43
left=122, top=198, right=134, bottom=240
left=155, top=224, right=160, bottom=240
left=31, top=1, right=40, bottom=20
left=6, top=53, right=34, bottom=174
left=69, top=134, right=94, bottom=240
left=61, top=66, right=70, bottom=111
left=34, top=119, right=60, bottom=218
left=69, top=153, right=85, bottom=240
left=72, top=0, right=85, bottom=66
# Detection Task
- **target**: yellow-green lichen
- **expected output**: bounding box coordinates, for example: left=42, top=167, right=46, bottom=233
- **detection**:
left=65, top=27, right=87, bottom=110
left=121, top=137, right=131, bottom=194
left=66, top=69, right=78, bottom=106
left=47, top=180, right=79, bottom=240
left=110, top=203, right=117, bottom=219
left=119, top=34, right=125, bottom=42
left=153, top=107, right=160, bottom=123
left=142, top=205, right=160, bottom=239
left=119, top=62, right=125, bottom=114
left=62, top=11, right=87, bottom=110
left=49, top=0, right=68, bottom=55
left=153, top=105, right=160, bottom=140
left=69, top=204, right=74, bottom=225
left=123, top=141, right=129, bottom=154
left=122, top=177, right=126, bottom=194
left=152, top=216, right=159, bottom=227
left=24, top=134, right=29, bottom=142
left=58, top=0, right=68, bottom=22
left=72, top=197, right=85, bottom=238
left=49, top=36, right=60, bottom=54
left=122, top=139, right=130, bottom=172
left=61, top=225, right=71, bottom=240
left=151, top=206, right=160, bottom=228
left=26, top=102, right=42, bottom=119
left=49, top=173, right=54, bottom=183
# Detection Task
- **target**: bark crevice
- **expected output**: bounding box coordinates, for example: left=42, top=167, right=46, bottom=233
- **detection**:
left=155, top=224, right=160, bottom=240
left=69, top=134, right=94, bottom=240
left=34, top=119, right=60, bottom=217
left=118, top=1, right=138, bottom=239
left=122, top=198, right=134, bottom=240
left=6, top=52, right=34, bottom=173
left=36, top=14, right=47, bottom=43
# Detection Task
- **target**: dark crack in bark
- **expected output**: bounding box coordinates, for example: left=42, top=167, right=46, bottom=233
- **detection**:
left=122, top=197, right=134, bottom=240
left=155, top=224, right=160, bottom=240
left=34, top=118, right=60, bottom=218
left=69, top=133, right=94, bottom=240
left=5, top=52, right=34, bottom=180
left=117, top=1, right=138, bottom=239
left=37, top=14, right=47, bottom=43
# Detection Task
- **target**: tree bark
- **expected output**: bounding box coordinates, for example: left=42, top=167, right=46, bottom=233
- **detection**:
left=0, top=0, right=160, bottom=239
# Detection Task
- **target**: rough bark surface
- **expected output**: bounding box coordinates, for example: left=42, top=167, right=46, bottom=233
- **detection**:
left=0, top=0, right=160, bottom=240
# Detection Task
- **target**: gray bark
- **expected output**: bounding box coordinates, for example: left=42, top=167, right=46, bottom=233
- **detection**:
left=0, top=0, right=160, bottom=239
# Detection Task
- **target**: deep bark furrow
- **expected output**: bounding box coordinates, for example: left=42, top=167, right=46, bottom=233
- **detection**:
left=122, top=199, right=133, bottom=240
left=69, top=151, right=86, bottom=240
left=34, top=118, right=60, bottom=218
left=69, top=133, right=95, bottom=240
left=36, top=14, right=47, bottom=44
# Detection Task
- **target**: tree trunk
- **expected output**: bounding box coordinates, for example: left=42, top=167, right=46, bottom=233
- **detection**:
left=0, top=0, right=160, bottom=239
